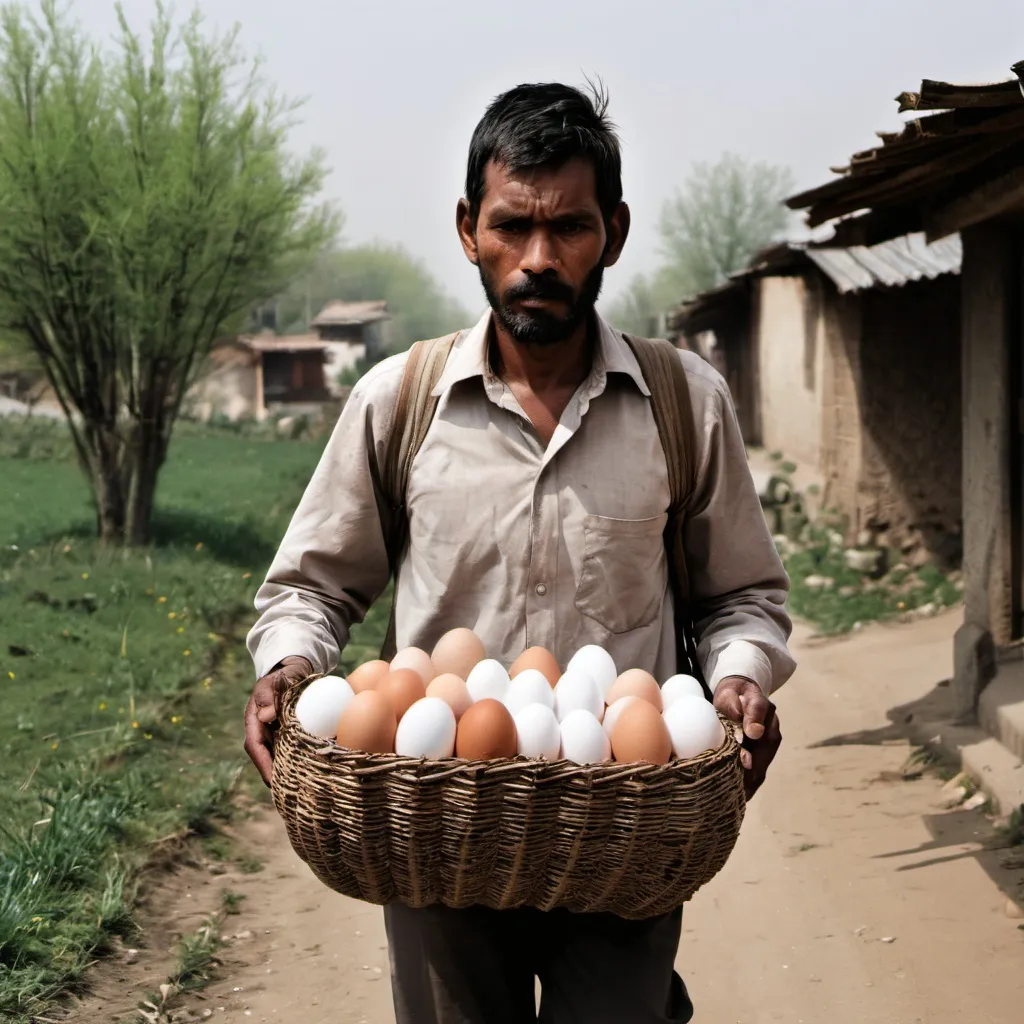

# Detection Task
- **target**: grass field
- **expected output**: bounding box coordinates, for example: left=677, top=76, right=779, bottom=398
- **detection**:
left=0, top=417, right=389, bottom=1020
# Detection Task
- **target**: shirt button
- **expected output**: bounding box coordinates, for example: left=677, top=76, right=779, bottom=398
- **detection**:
left=535, top=583, right=548, bottom=596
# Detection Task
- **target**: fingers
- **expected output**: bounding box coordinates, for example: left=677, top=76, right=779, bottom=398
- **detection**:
left=739, top=687, right=771, bottom=741
left=243, top=694, right=275, bottom=788
left=744, top=713, right=782, bottom=801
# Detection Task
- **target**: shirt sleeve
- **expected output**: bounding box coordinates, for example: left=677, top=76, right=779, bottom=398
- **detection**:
left=244, top=364, right=397, bottom=680
left=682, top=365, right=797, bottom=697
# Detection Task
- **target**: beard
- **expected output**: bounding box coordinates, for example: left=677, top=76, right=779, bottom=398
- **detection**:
left=479, top=259, right=606, bottom=346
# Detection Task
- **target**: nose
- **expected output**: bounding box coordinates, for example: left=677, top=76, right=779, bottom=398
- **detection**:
left=519, top=227, right=559, bottom=276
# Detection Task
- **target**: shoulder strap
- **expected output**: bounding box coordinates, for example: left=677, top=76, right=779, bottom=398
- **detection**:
left=622, top=335, right=706, bottom=688
left=378, top=332, right=459, bottom=659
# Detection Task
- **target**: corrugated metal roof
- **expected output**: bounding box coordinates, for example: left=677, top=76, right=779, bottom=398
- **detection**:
left=311, top=300, right=390, bottom=327
left=804, top=232, right=962, bottom=293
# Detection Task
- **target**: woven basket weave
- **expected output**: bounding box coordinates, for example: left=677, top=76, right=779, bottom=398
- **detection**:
left=271, top=679, right=746, bottom=919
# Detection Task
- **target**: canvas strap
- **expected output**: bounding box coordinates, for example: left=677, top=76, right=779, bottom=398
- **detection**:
left=622, top=335, right=706, bottom=688
left=377, top=332, right=460, bottom=659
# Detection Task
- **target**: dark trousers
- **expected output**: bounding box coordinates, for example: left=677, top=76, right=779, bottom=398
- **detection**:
left=383, top=902, right=694, bottom=1024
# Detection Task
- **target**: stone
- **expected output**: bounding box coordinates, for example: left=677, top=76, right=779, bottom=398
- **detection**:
left=838, top=585, right=858, bottom=598
left=844, top=548, right=883, bottom=575
left=909, top=546, right=932, bottom=569
left=856, top=530, right=873, bottom=548
left=804, top=575, right=834, bottom=591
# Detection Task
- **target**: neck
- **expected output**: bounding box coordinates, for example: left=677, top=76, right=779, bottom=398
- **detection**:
left=489, top=314, right=594, bottom=392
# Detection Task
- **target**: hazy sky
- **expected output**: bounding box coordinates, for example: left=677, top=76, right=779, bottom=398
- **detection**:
left=82, top=0, right=1024, bottom=315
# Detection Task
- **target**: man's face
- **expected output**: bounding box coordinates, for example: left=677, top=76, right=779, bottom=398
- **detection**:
left=458, top=158, right=629, bottom=346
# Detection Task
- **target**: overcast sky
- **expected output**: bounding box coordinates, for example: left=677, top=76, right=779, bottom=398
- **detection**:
left=84, top=0, right=1024, bottom=315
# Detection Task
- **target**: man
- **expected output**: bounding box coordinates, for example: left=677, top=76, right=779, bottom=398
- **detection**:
left=244, top=82, right=795, bottom=1024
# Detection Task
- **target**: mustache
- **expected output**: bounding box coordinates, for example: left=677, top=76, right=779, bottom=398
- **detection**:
left=503, top=275, right=576, bottom=305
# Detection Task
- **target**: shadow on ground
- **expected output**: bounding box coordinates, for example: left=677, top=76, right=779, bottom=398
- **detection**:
left=809, top=678, right=1024, bottom=914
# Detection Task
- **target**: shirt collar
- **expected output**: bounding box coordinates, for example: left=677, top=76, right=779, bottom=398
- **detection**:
left=430, top=310, right=651, bottom=398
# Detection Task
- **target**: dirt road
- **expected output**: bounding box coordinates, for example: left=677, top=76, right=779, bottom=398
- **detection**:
left=81, top=609, right=1024, bottom=1023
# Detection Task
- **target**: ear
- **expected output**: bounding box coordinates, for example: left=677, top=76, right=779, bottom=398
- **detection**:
left=602, top=202, right=631, bottom=268
left=456, top=198, right=479, bottom=265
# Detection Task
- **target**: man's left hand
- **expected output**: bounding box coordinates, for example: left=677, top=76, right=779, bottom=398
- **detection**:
left=712, top=676, right=781, bottom=800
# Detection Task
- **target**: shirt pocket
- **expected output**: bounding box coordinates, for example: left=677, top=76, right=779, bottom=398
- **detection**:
left=574, top=512, right=669, bottom=634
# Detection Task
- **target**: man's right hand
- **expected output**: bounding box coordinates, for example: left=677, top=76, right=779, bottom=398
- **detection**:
left=243, top=656, right=313, bottom=787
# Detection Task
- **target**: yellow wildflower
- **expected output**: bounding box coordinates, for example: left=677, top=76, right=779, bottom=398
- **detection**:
left=168, top=612, right=177, bottom=620
left=171, top=715, right=181, bottom=725
left=7, top=671, right=14, bottom=680
left=50, top=742, right=58, bottom=750
left=242, top=572, right=252, bottom=580
left=144, top=733, right=153, bottom=741
left=81, top=572, right=89, bottom=580
left=202, top=678, right=212, bottom=689
left=62, top=544, right=71, bottom=553
left=207, top=632, right=219, bottom=641
left=158, top=596, right=167, bottom=604
left=176, top=626, right=185, bottom=634
left=183, top=649, right=191, bottom=657
left=195, top=542, right=204, bottom=551
left=98, top=702, right=107, bottom=711
left=132, top=721, right=140, bottom=729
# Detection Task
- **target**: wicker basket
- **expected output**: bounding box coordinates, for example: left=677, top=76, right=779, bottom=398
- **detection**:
left=271, top=679, right=746, bottom=919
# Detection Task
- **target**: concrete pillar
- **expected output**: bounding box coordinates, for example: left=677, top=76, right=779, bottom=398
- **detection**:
left=954, top=222, right=1020, bottom=719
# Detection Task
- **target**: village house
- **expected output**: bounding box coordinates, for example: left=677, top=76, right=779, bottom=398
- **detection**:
left=186, top=299, right=391, bottom=421
left=670, top=233, right=963, bottom=568
left=787, top=63, right=1024, bottom=779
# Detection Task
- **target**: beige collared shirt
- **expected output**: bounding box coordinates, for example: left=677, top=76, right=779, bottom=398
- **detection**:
left=247, top=311, right=795, bottom=694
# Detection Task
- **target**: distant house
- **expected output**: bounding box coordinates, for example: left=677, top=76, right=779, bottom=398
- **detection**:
left=671, top=233, right=963, bottom=566
left=186, top=299, right=391, bottom=421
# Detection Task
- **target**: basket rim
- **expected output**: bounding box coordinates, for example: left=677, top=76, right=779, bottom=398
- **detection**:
left=277, top=674, right=743, bottom=784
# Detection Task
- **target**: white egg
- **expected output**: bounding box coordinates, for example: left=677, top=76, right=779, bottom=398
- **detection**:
left=394, top=697, right=457, bottom=759
left=602, top=695, right=641, bottom=738
left=566, top=645, right=617, bottom=699
left=503, top=669, right=555, bottom=715
left=513, top=703, right=561, bottom=760
left=465, top=658, right=510, bottom=703
left=294, top=675, right=355, bottom=738
left=554, top=670, right=605, bottom=723
left=663, top=696, right=726, bottom=759
left=559, top=710, right=611, bottom=764
left=661, top=674, right=707, bottom=709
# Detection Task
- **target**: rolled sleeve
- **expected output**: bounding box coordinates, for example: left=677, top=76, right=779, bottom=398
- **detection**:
left=245, top=361, right=399, bottom=679
left=683, top=364, right=796, bottom=696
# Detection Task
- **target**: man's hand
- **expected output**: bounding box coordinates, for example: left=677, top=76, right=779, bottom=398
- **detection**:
left=243, top=656, right=313, bottom=787
left=712, top=675, right=782, bottom=800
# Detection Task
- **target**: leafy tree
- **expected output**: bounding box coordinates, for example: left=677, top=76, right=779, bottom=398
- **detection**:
left=606, top=153, right=794, bottom=333
left=276, top=242, right=470, bottom=355
left=0, top=1, right=335, bottom=543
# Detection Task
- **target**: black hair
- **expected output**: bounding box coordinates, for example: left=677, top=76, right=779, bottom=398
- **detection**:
left=465, top=80, right=622, bottom=224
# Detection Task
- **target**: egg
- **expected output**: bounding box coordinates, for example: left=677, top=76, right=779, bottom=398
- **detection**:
left=661, top=674, right=706, bottom=708
left=503, top=669, right=555, bottom=716
left=455, top=698, right=518, bottom=760
left=394, top=697, right=457, bottom=759
left=431, top=628, right=486, bottom=679
left=513, top=704, right=561, bottom=760
left=389, top=647, right=435, bottom=686
left=602, top=695, right=641, bottom=739
left=336, top=690, right=397, bottom=754
left=663, top=696, right=727, bottom=759
left=377, top=668, right=427, bottom=720
left=606, top=669, right=663, bottom=711
left=566, top=645, right=617, bottom=699
left=465, top=658, right=510, bottom=703
left=294, top=676, right=355, bottom=738
left=610, top=699, right=672, bottom=765
left=553, top=670, right=605, bottom=723
left=510, top=647, right=561, bottom=687
left=426, top=673, right=473, bottom=720
left=347, top=659, right=390, bottom=693
left=559, top=710, right=611, bottom=764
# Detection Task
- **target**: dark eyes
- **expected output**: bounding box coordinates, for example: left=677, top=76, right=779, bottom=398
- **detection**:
left=493, top=219, right=585, bottom=235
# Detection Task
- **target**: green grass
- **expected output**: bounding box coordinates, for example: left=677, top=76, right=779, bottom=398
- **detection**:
left=781, top=525, right=962, bottom=635
left=0, top=415, right=392, bottom=1019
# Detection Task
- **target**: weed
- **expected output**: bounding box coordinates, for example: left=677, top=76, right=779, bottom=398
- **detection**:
left=220, top=890, right=245, bottom=915
left=235, top=854, right=265, bottom=875
left=1004, top=805, right=1024, bottom=847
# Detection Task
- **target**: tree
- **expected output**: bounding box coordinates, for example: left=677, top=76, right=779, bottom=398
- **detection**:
left=276, top=242, right=470, bottom=355
left=0, top=2, right=335, bottom=544
left=606, top=153, right=794, bottom=334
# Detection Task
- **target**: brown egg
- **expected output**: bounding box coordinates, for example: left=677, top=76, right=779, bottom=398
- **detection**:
left=389, top=647, right=436, bottom=686
left=347, top=659, right=390, bottom=693
left=510, top=646, right=561, bottom=687
left=610, top=699, right=672, bottom=765
left=606, top=669, right=663, bottom=711
left=377, top=669, right=426, bottom=720
left=455, top=698, right=517, bottom=761
left=431, top=628, right=486, bottom=680
left=336, top=690, right=397, bottom=754
left=426, top=673, right=473, bottom=720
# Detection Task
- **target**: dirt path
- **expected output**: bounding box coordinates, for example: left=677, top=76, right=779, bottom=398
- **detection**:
left=76, top=609, right=1024, bottom=1023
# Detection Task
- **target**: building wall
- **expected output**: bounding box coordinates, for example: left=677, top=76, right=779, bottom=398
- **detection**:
left=185, top=361, right=260, bottom=421
left=858, top=277, right=963, bottom=565
left=755, top=275, right=825, bottom=470
left=323, top=341, right=366, bottom=396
